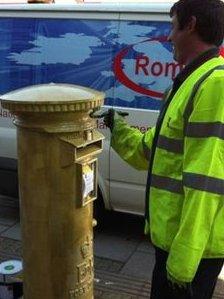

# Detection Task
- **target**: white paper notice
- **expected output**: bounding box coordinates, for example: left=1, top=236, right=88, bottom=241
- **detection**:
left=83, top=170, right=94, bottom=198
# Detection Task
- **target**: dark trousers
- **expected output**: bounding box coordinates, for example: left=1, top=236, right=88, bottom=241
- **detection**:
left=150, top=247, right=224, bottom=299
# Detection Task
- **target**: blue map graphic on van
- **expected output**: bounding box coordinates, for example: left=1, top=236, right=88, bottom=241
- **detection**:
left=0, top=18, right=177, bottom=110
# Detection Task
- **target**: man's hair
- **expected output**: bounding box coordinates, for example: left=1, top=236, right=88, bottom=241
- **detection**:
left=170, top=0, right=224, bottom=46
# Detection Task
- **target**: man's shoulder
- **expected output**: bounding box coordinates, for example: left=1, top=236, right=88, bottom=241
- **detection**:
left=197, top=59, right=224, bottom=90
left=204, top=66, right=224, bottom=83
left=198, top=68, right=224, bottom=97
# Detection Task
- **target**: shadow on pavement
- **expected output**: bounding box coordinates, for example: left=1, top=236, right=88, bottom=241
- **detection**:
left=95, top=210, right=145, bottom=238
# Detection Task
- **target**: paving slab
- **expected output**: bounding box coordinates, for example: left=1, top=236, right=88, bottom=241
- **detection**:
left=94, top=232, right=139, bottom=262
left=0, top=224, right=10, bottom=234
left=0, top=197, right=224, bottom=299
left=1, top=222, right=21, bottom=241
left=0, top=206, right=19, bottom=226
left=0, top=195, right=19, bottom=208
left=95, top=256, right=124, bottom=273
left=121, top=251, right=155, bottom=280
left=136, top=239, right=155, bottom=254
left=0, top=237, right=22, bottom=257
left=95, top=269, right=150, bottom=298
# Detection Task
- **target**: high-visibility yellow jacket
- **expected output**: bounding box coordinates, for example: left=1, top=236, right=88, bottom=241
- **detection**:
left=111, top=56, right=224, bottom=282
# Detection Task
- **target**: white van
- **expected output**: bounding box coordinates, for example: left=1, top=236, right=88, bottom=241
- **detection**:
left=0, top=2, right=183, bottom=215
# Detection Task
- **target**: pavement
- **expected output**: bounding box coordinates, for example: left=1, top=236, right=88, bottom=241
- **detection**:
left=0, top=195, right=224, bottom=298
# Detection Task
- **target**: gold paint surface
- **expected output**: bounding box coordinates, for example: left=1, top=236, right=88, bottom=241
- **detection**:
left=0, top=83, right=104, bottom=113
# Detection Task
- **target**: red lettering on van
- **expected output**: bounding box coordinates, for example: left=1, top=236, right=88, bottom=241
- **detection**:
left=113, top=36, right=184, bottom=99
left=164, top=62, right=184, bottom=79
left=114, top=48, right=163, bottom=98
left=135, top=55, right=183, bottom=79
left=135, top=56, right=149, bottom=75
left=151, top=62, right=163, bottom=76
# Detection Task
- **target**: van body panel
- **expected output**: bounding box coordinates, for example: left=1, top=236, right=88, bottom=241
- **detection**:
left=0, top=4, right=178, bottom=215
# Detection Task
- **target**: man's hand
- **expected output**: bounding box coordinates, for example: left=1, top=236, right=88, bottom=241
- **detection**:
left=167, top=272, right=187, bottom=289
left=103, top=108, right=115, bottom=132
left=90, top=108, right=128, bottom=132
left=167, top=272, right=193, bottom=296
left=103, top=109, right=129, bottom=132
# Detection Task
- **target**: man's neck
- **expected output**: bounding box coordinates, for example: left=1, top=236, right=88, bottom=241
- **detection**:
left=185, top=43, right=216, bottom=65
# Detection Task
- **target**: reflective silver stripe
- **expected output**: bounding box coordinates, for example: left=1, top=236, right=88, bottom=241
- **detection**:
left=142, top=135, right=151, bottom=161
left=157, top=135, right=183, bottom=153
left=183, top=172, right=224, bottom=195
left=151, top=174, right=183, bottom=194
left=186, top=122, right=224, bottom=139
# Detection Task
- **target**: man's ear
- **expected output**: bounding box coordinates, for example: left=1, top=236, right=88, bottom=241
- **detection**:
left=187, top=16, right=197, bottom=33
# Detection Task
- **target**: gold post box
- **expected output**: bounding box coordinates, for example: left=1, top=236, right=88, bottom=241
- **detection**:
left=0, top=83, right=105, bottom=299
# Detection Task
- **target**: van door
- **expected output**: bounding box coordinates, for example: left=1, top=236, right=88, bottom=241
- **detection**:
left=109, top=17, right=181, bottom=215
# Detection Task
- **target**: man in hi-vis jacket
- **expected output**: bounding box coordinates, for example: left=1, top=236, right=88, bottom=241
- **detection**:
left=104, top=0, right=224, bottom=298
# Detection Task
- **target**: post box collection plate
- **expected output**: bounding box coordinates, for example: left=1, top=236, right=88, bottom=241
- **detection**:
left=78, top=159, right=97, bottom=207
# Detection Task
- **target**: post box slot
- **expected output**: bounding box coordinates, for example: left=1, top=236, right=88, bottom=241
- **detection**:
left=75, top=140, right=102, bottom=161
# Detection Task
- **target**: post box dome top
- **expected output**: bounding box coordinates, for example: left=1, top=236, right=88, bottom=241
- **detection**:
left=0, top=83, right=104, bottom=113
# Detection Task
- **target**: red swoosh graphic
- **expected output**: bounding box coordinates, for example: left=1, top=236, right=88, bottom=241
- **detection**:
left=113, top=36, right=169, bottom=99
